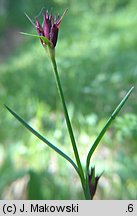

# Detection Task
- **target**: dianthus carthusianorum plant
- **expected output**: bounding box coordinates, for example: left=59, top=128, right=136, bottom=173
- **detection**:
left=5, top=8, right=134, bottom=199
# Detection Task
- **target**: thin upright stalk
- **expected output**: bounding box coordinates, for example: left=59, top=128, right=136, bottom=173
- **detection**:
left=48, top=48, right=90, bottom=199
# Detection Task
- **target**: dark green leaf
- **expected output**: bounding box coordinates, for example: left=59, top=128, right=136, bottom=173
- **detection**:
left=5, top=105, right=79, bottom=175
left=86, top=86, right=134, bottom=173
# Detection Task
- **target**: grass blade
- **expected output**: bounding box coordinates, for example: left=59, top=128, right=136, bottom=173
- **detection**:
left=86, top=86, right=134, bottom=172
left=5, top=105, right=79, bottom=175
left=20, top=32, right=50, bottom=45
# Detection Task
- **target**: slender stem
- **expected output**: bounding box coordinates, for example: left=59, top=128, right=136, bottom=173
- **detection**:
left=86, top=86, right=134, bottom=173
left=48, top=48, right=89, bottom=198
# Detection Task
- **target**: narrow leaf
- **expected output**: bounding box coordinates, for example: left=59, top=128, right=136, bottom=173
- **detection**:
left=20, top=32, right=50, bottom=45
left=86, top=86, right=134, bottom=172
left=24, top=12, right=35, bottom=27
left=5, top=105, right=79, bottom=175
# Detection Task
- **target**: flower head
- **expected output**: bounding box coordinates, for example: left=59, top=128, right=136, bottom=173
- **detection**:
left=88, top=167, right=102, bottom=199
left=27, top=9, right=67, bottom=48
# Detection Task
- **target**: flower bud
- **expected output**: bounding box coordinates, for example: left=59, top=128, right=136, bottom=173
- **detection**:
left=35, top=9, right=67, bottom=48
left=88, top=167, right=102, bottom=199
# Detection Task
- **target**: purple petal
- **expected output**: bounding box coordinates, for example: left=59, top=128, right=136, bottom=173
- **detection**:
left=35, top=18, right=44, bottom=35
left=50, top=24, right=59, bottom=47
left=43, top=11, right=52, bottom=39
left=35, top=18, right=45, bottom=45
left=55, top=9, right=68, bottom=27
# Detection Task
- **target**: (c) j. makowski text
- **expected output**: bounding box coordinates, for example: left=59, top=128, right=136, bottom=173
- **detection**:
left=19, top=203, right=79, bottom=213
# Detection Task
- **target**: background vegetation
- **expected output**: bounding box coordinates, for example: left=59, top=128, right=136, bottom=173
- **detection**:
left=0, top=0, right=137, bottom=199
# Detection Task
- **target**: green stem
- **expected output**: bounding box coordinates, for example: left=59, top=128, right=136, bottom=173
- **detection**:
left=48, top=48, right=89, bottom=199
left=86, top=86, right=134, bottom=173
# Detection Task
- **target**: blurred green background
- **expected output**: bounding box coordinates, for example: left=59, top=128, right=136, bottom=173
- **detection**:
left=0, top=0, right=137, bottom=199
